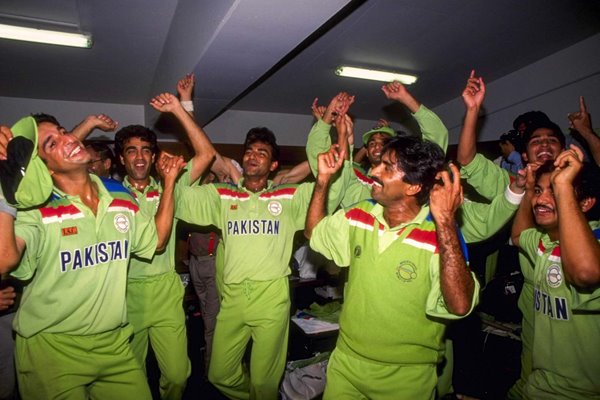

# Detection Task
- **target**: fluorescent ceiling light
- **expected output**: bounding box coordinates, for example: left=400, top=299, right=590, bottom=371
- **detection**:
left=0, top=23, right=92, bottom=48
left=335, top=66, right=417, bottom=85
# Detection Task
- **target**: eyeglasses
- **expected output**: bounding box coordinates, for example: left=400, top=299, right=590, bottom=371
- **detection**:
left=89, top=158, right=105, bottom=164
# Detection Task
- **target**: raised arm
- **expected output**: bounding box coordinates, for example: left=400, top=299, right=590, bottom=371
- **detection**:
left=457, top=70, right=485, bottom=166
left=568, top=96, right=600, bottom=166
left=511, top=165, right=537, bottom=248
left=153, top=151, right=186, bottom=250
left=150, top=92, right=216, bottom=183
left=273, top=161, right=311, bottom=185
left=429, top=163, right=475, bottom=316
left=382, top=81, right=448, bottom=152
left=553, top=146, right=600, bottom=288
left=305, top=144, right=345, bottom=239
left=70, top=114, right=118, bottom=141
left=0, top=126, right=26, bottom=273
left=176, top=73, right=196, bottom=118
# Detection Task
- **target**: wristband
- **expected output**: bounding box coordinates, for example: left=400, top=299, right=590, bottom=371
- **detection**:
left=0, top=198, right=17, bottom=218
left=181, top=101, right=194, bottom=112
left=505, top=185, right=525, bottom=205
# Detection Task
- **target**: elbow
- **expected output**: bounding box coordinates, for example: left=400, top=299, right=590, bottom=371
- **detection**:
left=569, top=266, right=600, bottom=291
left=448, top=301, right=472, bottom=317
left=304, top=228, right=312, bottom=240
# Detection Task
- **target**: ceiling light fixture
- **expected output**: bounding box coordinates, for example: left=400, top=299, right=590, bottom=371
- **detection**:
left=335, top=66, right=417, bottom=85
left=0, top=23, right=92, bottom=48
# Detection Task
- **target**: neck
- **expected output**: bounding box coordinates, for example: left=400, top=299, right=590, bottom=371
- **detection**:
left=382, top=200, right=421, bottom=228
left=547, top=228, right=559, bottom=242
left=243, top=175, right=269, bottom=193
left=52, top=171, right=100, bottom=214
left=127, top=176, right=151, bottom=192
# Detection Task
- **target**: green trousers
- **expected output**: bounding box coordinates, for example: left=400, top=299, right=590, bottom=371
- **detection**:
left=324, top=348, right=437, bottom=400
left=208, top=277, right=290, bottom=400
left=127, top=271, right=190, bottom=400
left=15, top=326, right=151, bottom=400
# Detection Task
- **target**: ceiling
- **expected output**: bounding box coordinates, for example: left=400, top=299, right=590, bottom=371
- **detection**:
left=1, top=0, right=599, bottom=137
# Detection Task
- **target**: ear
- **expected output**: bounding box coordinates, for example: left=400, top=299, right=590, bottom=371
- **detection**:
left=269, top=160, right=279, bottom=172
left=151, top=153, right=156, bottom=164
left=522, top=151, right=529, bottom=163
left=119, top=155, right=125, bottom=165
left=103, top=158, right=111, bottom=170
left=406, top=183, right=422, bottom=197
left=580, top=197, right=596, bottom=213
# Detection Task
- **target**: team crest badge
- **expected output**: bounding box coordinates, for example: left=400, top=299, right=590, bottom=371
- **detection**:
left=267, top=201, right=282, bottom=216
left=546, top=264, right=562, bottom=288
left=114, top=213, right=130, bottom=233
left=396, top=261, right=417, bottom=282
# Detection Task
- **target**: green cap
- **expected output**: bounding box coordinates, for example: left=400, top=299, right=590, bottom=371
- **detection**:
left=0, top=116, right=53, bottom=208
left=362, top=126, right=395, bottom=146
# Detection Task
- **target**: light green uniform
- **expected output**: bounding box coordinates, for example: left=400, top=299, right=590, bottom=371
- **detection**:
left=174, top=167, right=350, bottom=400
left=123, top=169, right=192, bottom=400
left=12, top=175, right=157, bottom=399
left=310, top=200, right=480, bottom=399
left=519, top=224, right=600, bottom=399
left=461, top=153, right=534, bottom=399
left=306, top=111, right=521, bottom=244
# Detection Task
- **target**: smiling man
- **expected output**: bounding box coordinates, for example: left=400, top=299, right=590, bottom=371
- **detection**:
left=174, top=126, right=350, bottom=400
left=0, top=113, right=180, bottom=399
left=511, top=148, right=600, bottom=399
left=305, top=136, right=479, bottom=399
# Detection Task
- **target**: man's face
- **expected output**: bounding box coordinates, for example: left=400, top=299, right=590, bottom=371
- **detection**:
left=366, top=132, right=391, bottom=167
left=37, top=122, right=90, bottom=173
left=119, top=137, right=155, bottom=182
left=532, top=173, right=558, bottom=231
left=499, top=141, right=514, bottom=158
left=524, top=128, right=563, bottom=164
left=86, top=147, right=111, bottom=178
left=242, top=141, right=278, bottom=179
left=369, top=150, right=413, bottom=207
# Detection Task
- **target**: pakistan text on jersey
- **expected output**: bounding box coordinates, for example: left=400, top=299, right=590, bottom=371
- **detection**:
left=227, top=219, right=280, bottom=236
left=59, top=240, right=129, bottom=272
left=534, top=287, right=569, bottom=321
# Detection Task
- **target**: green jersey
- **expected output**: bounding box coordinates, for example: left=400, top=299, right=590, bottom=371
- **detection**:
left=310, top=200, right=480, bottom=365
left=12, top=176, right=158, bottom=338
left=123, top=165, right=193, bottom=279
left=305, top=111, right=520, bottom=244
left=519, top=224, right=600, bottom=399
left=175, top=168, right=350, bottom=284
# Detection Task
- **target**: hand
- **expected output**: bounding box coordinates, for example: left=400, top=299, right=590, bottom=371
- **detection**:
left=84, top=114, right=118, bottom=132
left=0, top=125, right=14, bottom=161
left=374, top=118, right=389, bottom=128
left=381, top=81, right=410, bottom=102
left=0, top=286, right=16, bottom=310
left=323, top=92, right=354, bottom=124
left=552, top=145, right=584, bottom=187
left=429, top=163, right=463, bottom=225
left=156, top=151, right=186, bottom=184
left=311, top=98, right=327, bottom=121
left=317, top=144, right=346, bottom=181
left=462, top=70, right=485, bottom=110
left=150, top=93, right=182, bottom=113
left=176, top=73, right=195, bottom=101
left=567, top=96, right=593, bottom=134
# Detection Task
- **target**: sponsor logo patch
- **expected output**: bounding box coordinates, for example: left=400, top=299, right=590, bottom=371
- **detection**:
left=61, top=226, right=78, bottom=236
left=114, top=213, right=130, bottom=233
left=267, top=201, right=282, bottom=216
left=546, top=264, right=562, bottom=288
left=396, top=261, right=417, bottom=282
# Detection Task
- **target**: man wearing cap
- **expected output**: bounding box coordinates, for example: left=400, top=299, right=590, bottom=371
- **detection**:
left=0, top=114, right=183, bottom=399
left=307, top=83, right=524, bottom=244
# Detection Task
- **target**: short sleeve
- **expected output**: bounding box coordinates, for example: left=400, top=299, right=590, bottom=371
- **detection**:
left=11, top=210, right=43, bottom=280
left=310, top=209, right=351, bottom=267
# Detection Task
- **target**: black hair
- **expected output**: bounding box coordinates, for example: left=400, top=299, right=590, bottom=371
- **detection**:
left=31, top=113, right=61, bottom=127
left=499, top=130, right=523, bottom=153
left=382, top=136, right=445, bottom=205
left=513, top=111, right=551, bottom=132
left=244, top=127, right=280, bottom=162
left=84, top=141, right=114, bottom=161
left=114, top=125, right=159, bottom=156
